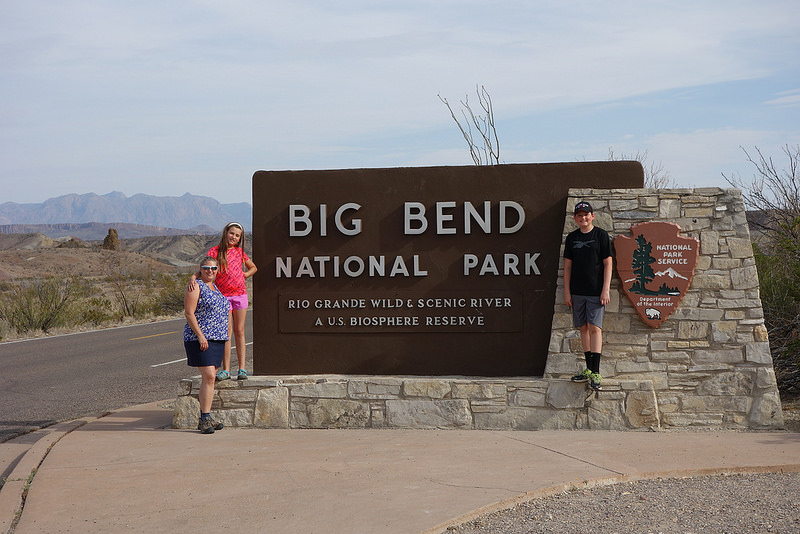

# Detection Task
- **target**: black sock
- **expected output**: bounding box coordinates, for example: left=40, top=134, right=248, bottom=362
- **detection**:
left=200, top=412, right=210, bottom=420
left=590, top=353, right=602, bottom=374
left=584, top=351, right=591, bottom=370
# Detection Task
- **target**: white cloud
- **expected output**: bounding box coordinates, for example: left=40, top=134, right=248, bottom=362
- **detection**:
left=764, top=89, right=800, bottom=106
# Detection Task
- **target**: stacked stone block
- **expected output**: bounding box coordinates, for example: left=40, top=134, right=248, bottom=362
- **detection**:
left=544, top=187, right=783, bottom=429
left=173, top=375, right=659, bottom=430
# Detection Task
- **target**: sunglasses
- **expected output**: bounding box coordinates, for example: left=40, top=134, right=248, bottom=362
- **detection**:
left=201, top=265, right=218, bottom=271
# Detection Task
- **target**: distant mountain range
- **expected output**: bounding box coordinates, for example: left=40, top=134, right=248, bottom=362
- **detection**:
left=0, top=192, right=251, bottom=239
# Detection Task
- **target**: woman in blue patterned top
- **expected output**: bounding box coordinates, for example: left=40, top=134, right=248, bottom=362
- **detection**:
left=184, top=256, right=230, bottom=434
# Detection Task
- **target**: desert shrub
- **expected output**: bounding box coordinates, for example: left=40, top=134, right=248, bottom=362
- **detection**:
left=0, top=277, right=83, bottom=334
left=103, top=267, right=188, bottom=319
left=726, top=145, right=800, bottom=399
left=108, top=277, right=146, bottom=318
left=754, top=234, right=800, bottom=399
left=151, top=273, right=186, bottom=315
left=0, top=317, right=10, bottom=341
left=64, top=275, right=116, bottom=326
left=83, top=296, right=115, bottom=326
left=104, top=261, right=156, bottom=319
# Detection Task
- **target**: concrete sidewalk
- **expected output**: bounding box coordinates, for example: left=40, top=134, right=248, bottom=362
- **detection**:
left=2, top=402, right=800, bottom=534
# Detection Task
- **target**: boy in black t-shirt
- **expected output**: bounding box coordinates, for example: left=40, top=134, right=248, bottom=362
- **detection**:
left=563, top=201, right=612, bottom=390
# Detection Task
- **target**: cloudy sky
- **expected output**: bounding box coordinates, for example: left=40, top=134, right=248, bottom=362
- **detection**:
left=2, top=1, right=799, bottom=205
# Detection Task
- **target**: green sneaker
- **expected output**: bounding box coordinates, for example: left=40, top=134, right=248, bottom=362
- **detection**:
left=589, top=373, right=603, bottom=391
left=571, top=368, right=592, bottom=383
left=237, top=368, right=248, bottom=380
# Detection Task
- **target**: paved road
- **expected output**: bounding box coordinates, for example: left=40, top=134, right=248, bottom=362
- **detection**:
left=0, top=315, right=253, bottom=442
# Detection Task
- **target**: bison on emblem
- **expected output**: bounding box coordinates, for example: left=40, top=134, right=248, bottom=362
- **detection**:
left=645, top=308, right=661, bottom=320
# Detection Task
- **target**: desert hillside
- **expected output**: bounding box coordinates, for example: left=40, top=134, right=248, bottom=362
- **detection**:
left=0, top=233, right=226, bottom=280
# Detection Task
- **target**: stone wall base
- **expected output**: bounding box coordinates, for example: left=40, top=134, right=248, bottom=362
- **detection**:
left=173, top=373, right=778, bottom=431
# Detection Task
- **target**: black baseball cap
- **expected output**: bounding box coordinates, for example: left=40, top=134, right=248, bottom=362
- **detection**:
left=574, top=201, right=593, bottom=214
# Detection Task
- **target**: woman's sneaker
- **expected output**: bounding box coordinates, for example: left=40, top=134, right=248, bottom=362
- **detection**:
left=589, top=373, right=603, bottom=390
left=571, top=368, right=592, bottom=383
left=197, top=417, right=224, bottom=433
left=198, top=418, right=217, bottom=434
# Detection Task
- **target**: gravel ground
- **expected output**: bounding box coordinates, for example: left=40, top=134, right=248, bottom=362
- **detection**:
left=447, top=471, right=800, bottom=534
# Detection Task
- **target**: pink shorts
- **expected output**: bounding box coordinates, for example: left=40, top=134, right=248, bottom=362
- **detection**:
left=226, top=293, right=249, bottom=311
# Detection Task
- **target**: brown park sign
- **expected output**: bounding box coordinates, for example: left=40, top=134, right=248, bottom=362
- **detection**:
left=252, top=162, right=643, bottom=376
left=614, top=222, right=699, bottom=328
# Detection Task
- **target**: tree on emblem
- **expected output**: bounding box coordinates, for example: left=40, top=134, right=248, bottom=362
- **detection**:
left=629, top=234, right=656, bottom=294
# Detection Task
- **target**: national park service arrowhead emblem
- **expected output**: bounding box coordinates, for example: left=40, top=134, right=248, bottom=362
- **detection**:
left=613, top=222, right=699, bottom=328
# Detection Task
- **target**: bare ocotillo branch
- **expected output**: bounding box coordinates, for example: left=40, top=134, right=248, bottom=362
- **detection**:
left=439, top=85, right=500, bottom=165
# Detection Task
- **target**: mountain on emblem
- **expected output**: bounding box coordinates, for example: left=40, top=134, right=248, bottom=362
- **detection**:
left=653, top=267, right=689, bottom=280
left=613, top=222, right=699, bottom=328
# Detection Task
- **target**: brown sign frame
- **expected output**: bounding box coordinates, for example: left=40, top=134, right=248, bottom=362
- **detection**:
left=252, top=162, right=642, bottom=376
